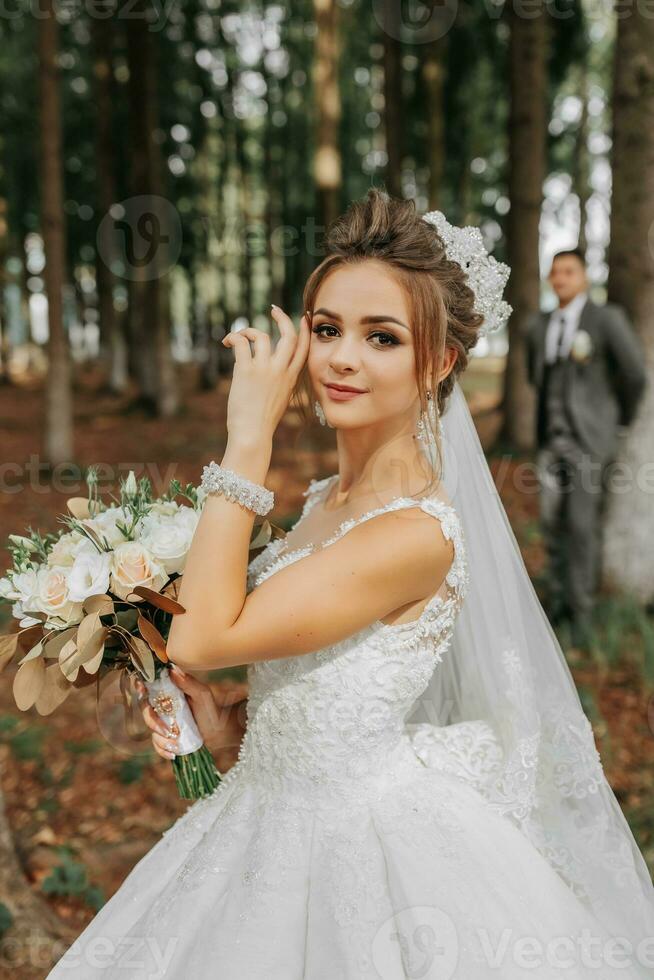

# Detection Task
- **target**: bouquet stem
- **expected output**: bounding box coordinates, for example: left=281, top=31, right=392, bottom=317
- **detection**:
left=144, top=667, right=222, bottom=800
left=171, top=744, right=221, bottom=799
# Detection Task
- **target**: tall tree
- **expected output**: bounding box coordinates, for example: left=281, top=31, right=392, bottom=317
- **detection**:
left=313, top=0, right=342, bottom=229
left=602, top=5, right=654, bottom=603
left=421, top=34, right=448, bottom=209
left=125, top=1, right=179, bottom=417
left=381, top=0, right=404, bottom=198
left=38, top=0, right=73, bottom=465
left=502, top=0, right=549, bottom=450
left=92, top=5, right=128, bottom=394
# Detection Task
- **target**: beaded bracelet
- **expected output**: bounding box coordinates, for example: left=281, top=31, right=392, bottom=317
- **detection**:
left=199, top=461, right=274, bottom=517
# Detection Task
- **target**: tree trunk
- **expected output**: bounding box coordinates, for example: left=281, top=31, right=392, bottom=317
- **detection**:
left=92, top=2, right=128, bottom=395
left=602, top=4, right=654, bottom=602
left=38, top=0, right=74, bottom=465
left=381, top=0, right=404, bottom=199
left=572, top=63, right=591, bottom=255
left=313, top=0, right=342, bottom=230
left=501, top=0, right=549, bottom=451
left=125, top=3, right=178, bottom=417
left=422, top=34, right=447, bottom=210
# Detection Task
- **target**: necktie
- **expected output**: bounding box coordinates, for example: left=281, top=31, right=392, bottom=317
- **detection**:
left=554, top=313, right=567, bottom=362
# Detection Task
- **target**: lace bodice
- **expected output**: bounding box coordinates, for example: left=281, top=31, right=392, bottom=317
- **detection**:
left=230, top=475, right=470, bottom=810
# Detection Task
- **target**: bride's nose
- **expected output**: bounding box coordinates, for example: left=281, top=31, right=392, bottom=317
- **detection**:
left=328, top=336, right=362, bottom=374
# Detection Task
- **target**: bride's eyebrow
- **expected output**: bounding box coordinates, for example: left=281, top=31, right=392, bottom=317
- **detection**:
left=313, top=307, right=410, bottom=332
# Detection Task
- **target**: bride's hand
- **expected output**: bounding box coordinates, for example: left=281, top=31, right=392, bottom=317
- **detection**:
left=135, top=668, right=247, bottom=765
left=221, top=306, right=311, bottom=445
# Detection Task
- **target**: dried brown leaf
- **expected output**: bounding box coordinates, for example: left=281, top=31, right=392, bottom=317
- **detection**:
left=83, top=594, right=114, bottom=616
left=17, top=641, right=44, bottom=666
left=34, top=663, right=72, bottom=715
left=137, top=614, right=168, bottom=663
left=67, top=497, right=92, bottom=519
left=132, top=586, right=185, bottom=615
left=13, top=656, right=46, bottom=710
left=127, top=635, right=156, bottom=682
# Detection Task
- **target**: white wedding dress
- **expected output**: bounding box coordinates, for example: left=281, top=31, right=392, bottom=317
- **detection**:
left=47, top=476, right=651, bottom=979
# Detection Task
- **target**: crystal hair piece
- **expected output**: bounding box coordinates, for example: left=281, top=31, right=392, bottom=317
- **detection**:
left=200, top=461, right=274, bottom=517
left=421, top=211, right=513, bottom=337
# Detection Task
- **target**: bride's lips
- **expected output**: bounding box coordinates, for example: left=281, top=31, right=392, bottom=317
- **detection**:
left=324, top=383, right=368, bottom=402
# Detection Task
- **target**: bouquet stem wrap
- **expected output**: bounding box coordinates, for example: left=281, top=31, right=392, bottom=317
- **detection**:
left=144, top=668, right=221, bottom=799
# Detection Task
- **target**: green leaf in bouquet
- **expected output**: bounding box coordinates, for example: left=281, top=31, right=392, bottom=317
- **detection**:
left=137, top=613, right=168, bottom=662
left=131, top=585, right=185, bottom=615
left=13, top=655, right=46, bottom=710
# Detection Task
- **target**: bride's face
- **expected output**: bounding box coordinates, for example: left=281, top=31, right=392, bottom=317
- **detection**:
left=308, top=260, right=422, bottom=430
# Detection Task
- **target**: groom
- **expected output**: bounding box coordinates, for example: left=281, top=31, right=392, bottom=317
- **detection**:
left=524, top=248, right=647, bottom=648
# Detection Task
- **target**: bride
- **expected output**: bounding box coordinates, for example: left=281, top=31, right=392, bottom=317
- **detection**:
left=48, top=189, right=654, bottom=978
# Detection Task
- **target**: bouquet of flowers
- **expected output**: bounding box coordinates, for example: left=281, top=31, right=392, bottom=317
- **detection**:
left=0, top=468, right=278, bottom=799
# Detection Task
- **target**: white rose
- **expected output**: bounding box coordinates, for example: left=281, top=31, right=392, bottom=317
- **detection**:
left=137, top=508, right=197, bottom=575
left=68, top=551, right=112, bottom=603
left=47, top=531, right=85, bottom=568
left=0, top=576, right=14, bottom=600
left=5, top=567, right=42, bottom=611
left=146, top=500, right=179, bottom=518
left=110, top=542, right=168, bottom=600
left=36, top=567, right=84, bottom=627
left=83, top=506, right=131, bottom=548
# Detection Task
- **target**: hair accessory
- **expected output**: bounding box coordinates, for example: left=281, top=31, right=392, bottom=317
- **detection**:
left=421, top=211, right=513, bottom=337
left=199, top=461, right=274, bottom=517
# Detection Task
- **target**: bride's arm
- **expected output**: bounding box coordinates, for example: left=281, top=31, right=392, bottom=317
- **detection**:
left=168, top=504, right=455, bottom=671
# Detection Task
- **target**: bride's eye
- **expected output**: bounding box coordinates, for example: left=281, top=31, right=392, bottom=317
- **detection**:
left=311, top=324, right=400, bottom=347
left=369, top=330, right=399, bottom=347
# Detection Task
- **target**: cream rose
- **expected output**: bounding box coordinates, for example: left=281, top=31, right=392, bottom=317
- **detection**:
left=110, top=542, right=168, bottom=600
left=37, top=567, right=84, bottom=627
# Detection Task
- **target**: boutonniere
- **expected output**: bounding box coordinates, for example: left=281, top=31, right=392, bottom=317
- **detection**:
left=569, top=329, right=594, bottom=364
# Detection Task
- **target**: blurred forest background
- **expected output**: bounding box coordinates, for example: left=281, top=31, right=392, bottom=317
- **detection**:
left=0, top=0, right=653, bottom=974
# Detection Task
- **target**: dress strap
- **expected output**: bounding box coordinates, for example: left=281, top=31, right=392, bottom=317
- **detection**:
left=319, top=495, right=469, bottom=605
left=299, top=474, right=337, bottom=521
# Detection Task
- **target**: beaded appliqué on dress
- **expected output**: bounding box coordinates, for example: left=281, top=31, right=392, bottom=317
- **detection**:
left=143, top=477, right=472, bottom=940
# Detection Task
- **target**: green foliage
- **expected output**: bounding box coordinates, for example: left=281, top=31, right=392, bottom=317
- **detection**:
left=41, top=847, right=105, bottom=911
left=7, top=725, right=45, bottom=762
left=0, top=902, right=13, bottom=938
left=117, top=753, right=152, bottom=785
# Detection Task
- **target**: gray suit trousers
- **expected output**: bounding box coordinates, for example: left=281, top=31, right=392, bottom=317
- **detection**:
left=536, top=433, right=607, bottom=620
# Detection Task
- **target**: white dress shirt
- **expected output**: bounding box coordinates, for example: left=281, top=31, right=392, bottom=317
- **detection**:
left=545, top=290, right=588, bottom=365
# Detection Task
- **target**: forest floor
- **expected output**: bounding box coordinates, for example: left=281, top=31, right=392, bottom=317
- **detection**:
left=0, top=358, right=652, bottom=944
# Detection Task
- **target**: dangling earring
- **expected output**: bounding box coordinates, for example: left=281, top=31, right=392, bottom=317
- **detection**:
left=415, top=390, right=442, bottom=462
left=314, top=400, right=332, bottom=427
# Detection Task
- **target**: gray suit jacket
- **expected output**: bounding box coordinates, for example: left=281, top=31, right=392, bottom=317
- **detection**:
left=525, top=298, right=647, bottom=462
